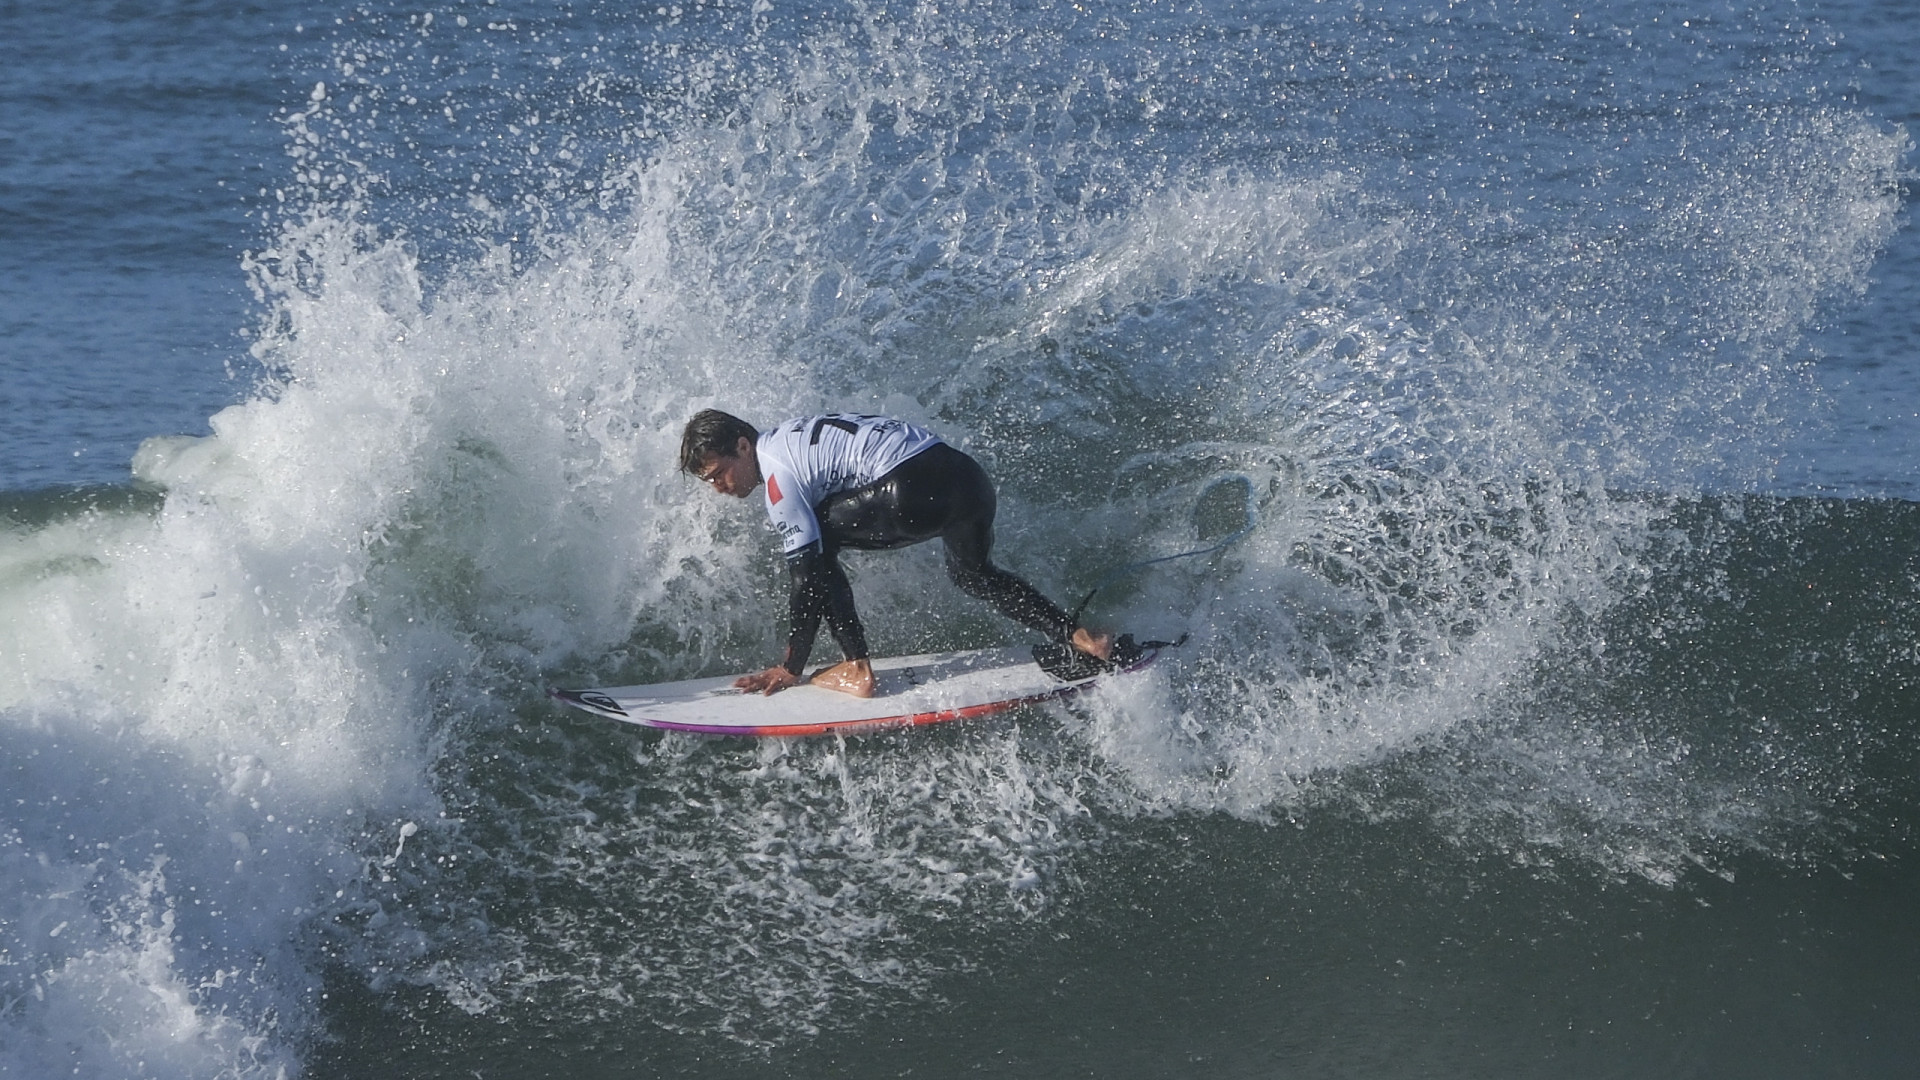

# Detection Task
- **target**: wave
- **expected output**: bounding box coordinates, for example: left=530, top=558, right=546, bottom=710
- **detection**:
left=2, top=0, right=1911, bottom=1073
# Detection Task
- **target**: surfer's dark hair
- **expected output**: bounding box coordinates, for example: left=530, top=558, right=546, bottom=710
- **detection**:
left=679, top=409, right=760, bottom=473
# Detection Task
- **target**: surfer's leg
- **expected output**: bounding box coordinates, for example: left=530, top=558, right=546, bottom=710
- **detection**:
left=941, top=528, right=1082, bottom=644
left=815, top=471, right=937, bottom=550
left=915, top=450, right=1081, bottom=644
left=816, top=443, right=991, bottom=549
left=816, top=445, right=1105, bottom=655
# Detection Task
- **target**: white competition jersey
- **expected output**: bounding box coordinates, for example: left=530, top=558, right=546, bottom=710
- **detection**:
left=757, top=414, right=944, bottom=553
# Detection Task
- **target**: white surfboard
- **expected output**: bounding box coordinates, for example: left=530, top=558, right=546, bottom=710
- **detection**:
left=549, top=645, right=1158, bottom=737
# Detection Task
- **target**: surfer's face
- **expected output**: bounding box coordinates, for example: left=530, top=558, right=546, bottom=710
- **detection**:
left=694, top=438, right=760, bottom=498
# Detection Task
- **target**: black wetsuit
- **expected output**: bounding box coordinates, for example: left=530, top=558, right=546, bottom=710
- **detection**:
left=781, top=442, right=1077, bottom=675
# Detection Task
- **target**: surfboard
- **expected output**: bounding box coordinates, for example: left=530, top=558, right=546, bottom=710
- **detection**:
left=548, top=644, right=1159, bottom=737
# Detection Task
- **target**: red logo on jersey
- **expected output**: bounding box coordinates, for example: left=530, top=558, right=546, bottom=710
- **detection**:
left=767, top=474, right=784, bottom=504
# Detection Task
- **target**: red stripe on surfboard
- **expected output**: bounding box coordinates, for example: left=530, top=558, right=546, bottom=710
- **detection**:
left=633, top=684, right=1084, bottom=737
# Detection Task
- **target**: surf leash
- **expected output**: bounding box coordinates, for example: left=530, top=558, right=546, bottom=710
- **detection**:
left=1033, top=474, right=1256, bottom=680
left=1065, top=473, right=1259, bottom=626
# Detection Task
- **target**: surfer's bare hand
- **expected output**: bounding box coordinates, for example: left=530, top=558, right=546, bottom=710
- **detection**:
left=735, top=666, right=800, bottom=695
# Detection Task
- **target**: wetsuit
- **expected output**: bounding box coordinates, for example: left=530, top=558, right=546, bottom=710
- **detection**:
left=756, top=415, right=1078, bottom=675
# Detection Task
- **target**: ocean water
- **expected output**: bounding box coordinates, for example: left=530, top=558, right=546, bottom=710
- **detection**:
left=3, top=0, right=1919, bottom=1076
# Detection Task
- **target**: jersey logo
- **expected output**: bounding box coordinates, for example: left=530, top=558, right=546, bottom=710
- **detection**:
left=767, top=474, right=784, bottom=504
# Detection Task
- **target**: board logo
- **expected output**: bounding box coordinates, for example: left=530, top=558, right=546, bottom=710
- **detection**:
left=577, top=691, right=626, bottom=716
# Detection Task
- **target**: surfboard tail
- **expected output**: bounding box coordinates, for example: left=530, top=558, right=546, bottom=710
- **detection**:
left=1032, top=633, right=1183, bottom=680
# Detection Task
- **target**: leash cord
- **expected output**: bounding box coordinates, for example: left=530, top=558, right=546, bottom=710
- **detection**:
left=1067, top=474, right=1258, bottom=625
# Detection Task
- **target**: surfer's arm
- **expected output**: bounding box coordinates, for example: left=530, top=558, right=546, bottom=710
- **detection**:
left=731, top=547, right=866, bottom=697
left=780, top=542, right=869, bottom=677
left=733, top=545, right=871, bottom=697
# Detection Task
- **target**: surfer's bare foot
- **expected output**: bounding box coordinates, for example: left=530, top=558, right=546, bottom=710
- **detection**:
left=1070, top=627, right=1113, bottom=661
left=808, top=659, right=876, bottom=698
left=735, top=665, right=801, bottom=696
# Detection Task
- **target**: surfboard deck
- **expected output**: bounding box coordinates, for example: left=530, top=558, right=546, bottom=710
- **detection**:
left=548, top=645, right=1157, bottom=737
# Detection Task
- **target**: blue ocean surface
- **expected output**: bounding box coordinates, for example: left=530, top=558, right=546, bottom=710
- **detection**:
left=2, top=0, right=1918, bottom=1077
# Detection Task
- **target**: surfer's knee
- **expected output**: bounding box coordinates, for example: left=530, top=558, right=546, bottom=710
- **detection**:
left=942, top=554, right=999, bottom=599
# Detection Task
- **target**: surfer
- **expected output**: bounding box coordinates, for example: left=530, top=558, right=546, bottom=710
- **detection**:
left=681, top=410, right=1114, bottom=697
